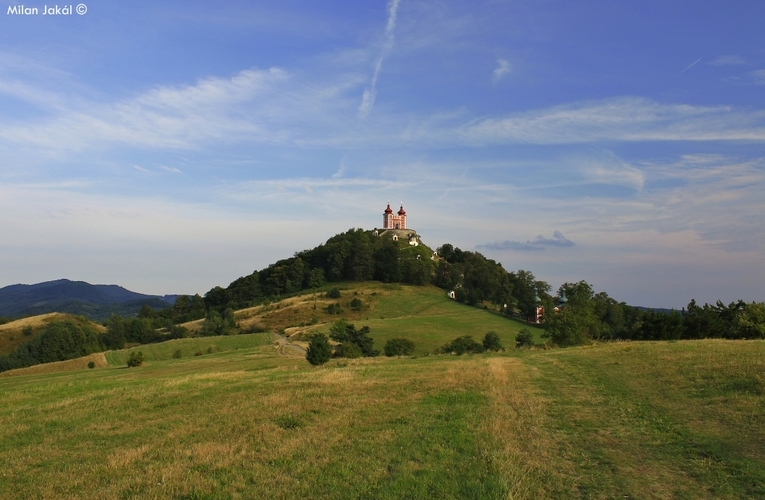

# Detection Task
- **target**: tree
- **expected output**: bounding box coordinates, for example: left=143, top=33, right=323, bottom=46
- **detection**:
left=384, top=338, right=415, bottom=357
left=442, top=336, right=484, bottom=355
left=732, top=302, right=765, bottom=339
left=482, top=331, right=504, bottom=352
left=334, top=342, right=362, bottom=358
left=328, top=320, right=378, bottom=356
left=127, top=351, right=144, bottom=367
left=306, top=334, right=331, bottom=365
left=543, top=281, right=599, bottom=347
left=515, top=328, right=534, bottom=348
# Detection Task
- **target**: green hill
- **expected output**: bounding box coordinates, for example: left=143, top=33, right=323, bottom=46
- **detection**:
left=1, top=284, right=764, bottom=499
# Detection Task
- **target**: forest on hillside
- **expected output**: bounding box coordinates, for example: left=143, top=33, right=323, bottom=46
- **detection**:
left=2, top=228, right=764, bottom=372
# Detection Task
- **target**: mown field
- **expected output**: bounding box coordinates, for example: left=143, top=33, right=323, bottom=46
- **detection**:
left=1, top=287, right=764, bottom=499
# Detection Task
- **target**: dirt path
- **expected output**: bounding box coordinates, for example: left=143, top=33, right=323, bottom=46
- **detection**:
left=273, top=332, right=306, bottom=356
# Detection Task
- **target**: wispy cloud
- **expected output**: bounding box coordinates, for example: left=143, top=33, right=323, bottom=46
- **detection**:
left=679, top=58, right=702, bottom=75
left=460, top=97, right=765, bottom=144
left=160, top=165, right=182, bottom=174
left=478, top=231, right=575, bottom=252
left=492, top=59, right=512, bottom=83
left=358, top=0, right=401, bottom=118
left=751, top=70, right=765, bottom=85
left=0, top=67, right=369, bottom=153
left=708, top=55, right=747, bottom=66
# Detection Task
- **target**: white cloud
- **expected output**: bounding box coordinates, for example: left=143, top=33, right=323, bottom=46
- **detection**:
left=708, top=55, right=747, bottom=66
left=359, top=0, right=401, bottom=118
left=460, top=97, right=765, bottom=144
left=492, top=59, right=512, bottom=83
left=751, top=70, right=765, bottom=85
left=0, top=67, right=369, bottom=153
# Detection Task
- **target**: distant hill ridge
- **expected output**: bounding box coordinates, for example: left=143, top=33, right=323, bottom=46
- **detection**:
left=0, top=279, right=177, bottom=321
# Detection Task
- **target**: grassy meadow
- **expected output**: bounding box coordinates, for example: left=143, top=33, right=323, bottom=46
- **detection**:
left=1, top=286, right=764, bottom=499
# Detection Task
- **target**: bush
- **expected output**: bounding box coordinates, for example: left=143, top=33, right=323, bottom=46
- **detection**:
left=326, top=288, right=341, bottom=299
left=515, top=328, right=535, bottom=348
left=350, top=298, right=363, bottom=311
left=126, top=351, right=144, bottom=367
left=87, top=361, right=96, bottom=369
left=306, top=334, right=332, bottom=365
left=326, top=303, right=343, bottom=314
left=384, top=338, right=415, bottom=357
left=334, top=342, right=362, bottom=358
left=328, top=321, right=378, bottom=357
left=172, top=349, right=182, bottom=359
left=442, top=336, right=484, bottom=355
left=194, top=350, right=204, bottom=356
left=482, top=331, right=504, bottom=351
left=22, top=326, right=33, bottom=337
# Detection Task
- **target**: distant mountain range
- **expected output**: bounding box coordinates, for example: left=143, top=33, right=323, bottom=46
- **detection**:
left=0, top=279, right=178, bottom=322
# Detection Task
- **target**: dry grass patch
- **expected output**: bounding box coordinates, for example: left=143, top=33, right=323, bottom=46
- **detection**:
left=0, top=352, right=107, bottom=377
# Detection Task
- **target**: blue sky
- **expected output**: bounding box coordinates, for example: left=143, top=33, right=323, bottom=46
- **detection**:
left=1, top=0, right=764, bottom=308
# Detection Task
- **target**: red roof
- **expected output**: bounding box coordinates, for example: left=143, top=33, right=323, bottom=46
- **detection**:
left=398, top=204, right=406, bottom=215
left=384, top=203, right=393, bottom=214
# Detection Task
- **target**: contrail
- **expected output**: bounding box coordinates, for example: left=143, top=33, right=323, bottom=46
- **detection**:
left=359, top=0, right=401, bottom=118
left=679, top=58, right=702, bottom=75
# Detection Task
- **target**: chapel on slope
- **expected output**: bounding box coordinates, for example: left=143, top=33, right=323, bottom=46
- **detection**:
left=374, top=203, right=421, bottom=247
left=383, top=202, right=407, bottom=230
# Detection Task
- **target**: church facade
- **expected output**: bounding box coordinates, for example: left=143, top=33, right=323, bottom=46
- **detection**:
left=383, top=203, right=407, bottom=230
left=375, top=203, right=420, bottom=246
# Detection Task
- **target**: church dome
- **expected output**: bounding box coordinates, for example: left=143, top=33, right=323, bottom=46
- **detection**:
left=384, top=204, right=393, bottom=214
left=397, top=204, right=406, bottom=215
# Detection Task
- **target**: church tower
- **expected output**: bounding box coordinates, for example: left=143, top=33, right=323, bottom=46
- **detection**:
left=383, top=203, right=407, bottom=230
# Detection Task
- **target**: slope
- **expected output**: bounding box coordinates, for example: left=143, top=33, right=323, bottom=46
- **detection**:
left=1, top=337, right=763, bottom=499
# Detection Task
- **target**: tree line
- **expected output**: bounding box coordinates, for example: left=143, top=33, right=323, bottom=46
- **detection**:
left=0, top=317, right=103, bottom=372
left=543, top=281, right=765, bottom=346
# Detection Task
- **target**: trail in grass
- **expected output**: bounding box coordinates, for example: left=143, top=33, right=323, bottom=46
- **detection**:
left=520, top=342, right=765, bottom=499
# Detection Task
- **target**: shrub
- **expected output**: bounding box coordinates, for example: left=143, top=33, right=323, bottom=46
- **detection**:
left=87, top=361, right=96, bottom=369
left=306, top=334, right=332, bottom=365
left=22, top=326, right=33, bottom=337
left=384, top=338, right=415, bottom=357
left=126, top=351, right=144, bottom=367
left=326, top=303, right=343, bottom=314
left=326, top=288, right=341, bottom=299
left=442, top=336, right=484, bottom=355
left=350, top=297, right=363, bottom=311
left=172, top=349, right=183, bottom=359
left=334, top=342, right=362, bottom=358
left=515, top=328, right=535, bottom=348
left=194, top=350, right=204, bottom=356
left=483, top=331, right=504, bottom=352
left=328, top=321, right=378, bottom=357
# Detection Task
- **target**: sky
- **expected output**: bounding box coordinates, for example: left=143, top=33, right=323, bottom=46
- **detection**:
left=1, top=0, right=764, bottom=308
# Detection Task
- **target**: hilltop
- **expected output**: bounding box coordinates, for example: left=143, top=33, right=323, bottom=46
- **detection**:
left=0, top=279, right=177, bottom=321
left=0, top=312, right=105, bottom=356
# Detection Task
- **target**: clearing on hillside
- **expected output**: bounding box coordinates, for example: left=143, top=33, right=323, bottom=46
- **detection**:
left=0, top=339, right=763, bottom=499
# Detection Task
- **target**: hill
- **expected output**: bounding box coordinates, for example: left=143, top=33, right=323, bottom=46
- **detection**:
left=0, top=279, right=177, bottom=321
left=0, top=312, right=106, bottom=356
left=0, top=324, right=762, bottom=498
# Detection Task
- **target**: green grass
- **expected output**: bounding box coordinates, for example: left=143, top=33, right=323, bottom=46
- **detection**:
left=1, top=284, right=764, bottom=499
left=305, top=283, right=543, bottom=353
left=519, top=340, right=765, bottom=498
left=103, top=332, right=272, bottom=366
